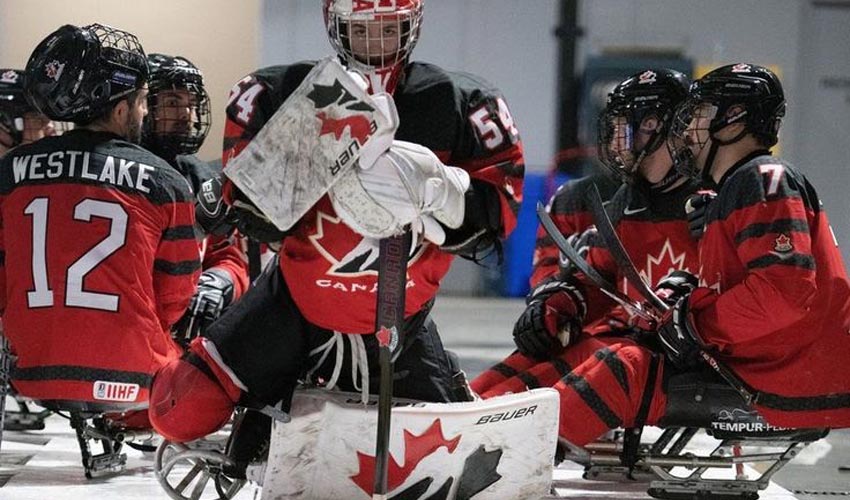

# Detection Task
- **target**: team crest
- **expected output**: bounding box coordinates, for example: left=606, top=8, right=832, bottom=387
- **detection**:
left=773, top=233, right=793, bottom=253
left=638, top=70, right=657, bottom=84
left=731, top=63, right=752, bottom=73
left=0, top=70, right=18, bottom=84
left=375, top=325, right=399, bottom=351
left=45, top=60, right=65, bottom=81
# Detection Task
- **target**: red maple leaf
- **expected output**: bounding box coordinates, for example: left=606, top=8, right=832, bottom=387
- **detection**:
left=350, top=419, right=461, bottom=495
left=376, top=326, right=393, bottom=347
left=316, top=111, right=372, bottom=145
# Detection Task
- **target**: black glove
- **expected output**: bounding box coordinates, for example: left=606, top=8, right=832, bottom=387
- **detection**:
left=558, top=227, right=597, bottom=275
left=173, top=269, right=235, bottom=345
left=229, top=188, right=289, bottom=243
left=684, top=190, right=717, bottom=240
left=657, top=295, right=704, bottom=370
left=654, top=270, right=698, bottom=305
left=195, top=175, right=235, bottom=236
left=513, top=279, right=587, bottom=360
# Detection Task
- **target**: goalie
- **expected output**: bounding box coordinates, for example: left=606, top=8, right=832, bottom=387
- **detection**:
left=148, top=0, right=525, bottom=457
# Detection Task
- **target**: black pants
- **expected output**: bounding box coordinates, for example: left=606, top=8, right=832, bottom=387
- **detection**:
left=205, top=259, right=461, bottom=411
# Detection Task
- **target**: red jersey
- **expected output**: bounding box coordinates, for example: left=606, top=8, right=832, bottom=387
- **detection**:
left=691, top=153, right=850, bottom=429
left=223, top=62, right=524, bottom=333
left=0, top=130, right=201, bottom=407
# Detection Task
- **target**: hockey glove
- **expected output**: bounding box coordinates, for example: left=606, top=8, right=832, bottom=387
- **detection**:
left=173, top=269, right=235, bottom=345
left=195, top=174, right=235, bottom=236
left=656, top=295, right=704, bottom=370
left=513, top=279, right=587, bottom=360
left=558, top=227, right=598, bottom=275
left=230, top=188, right=289, bottom=243
left=684, top=190, right=717, bottom=240
left=654, top=270, right=698, bottom=305
left=329, top=140, right=470, bottom=245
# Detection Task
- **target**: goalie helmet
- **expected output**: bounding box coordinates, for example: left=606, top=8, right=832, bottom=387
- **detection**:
left=0, top=69, right=29, bottom=146
left=597, top=68, right=689, bottom=183
left=143, top=53, right=211, bottom=158
left=24, top=23, right=148, bottom=124
left=323, top=0, right=424, bottom=92
left=669, top=63, right=785, bottom=178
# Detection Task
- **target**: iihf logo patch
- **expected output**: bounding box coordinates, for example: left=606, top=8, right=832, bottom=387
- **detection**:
left=773, top=233, right=793, bottom=253
left=45, top=60, right=65, bottom=81
left=731, top=63, right=752, bottom=73
left=93, top=381, right=140, bottom=402
left=638, top=70, right=657, bottom=84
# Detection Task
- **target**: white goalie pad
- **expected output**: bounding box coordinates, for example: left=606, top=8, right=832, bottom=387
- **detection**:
left=260, top=388, right=559, bottom=500
left=224, top=57, right=399, bottom=231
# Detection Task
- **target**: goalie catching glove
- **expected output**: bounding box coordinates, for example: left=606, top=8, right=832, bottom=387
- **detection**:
left=172, top=269, right=235, bottom=345
left=329, top=140, right=470, bottom=245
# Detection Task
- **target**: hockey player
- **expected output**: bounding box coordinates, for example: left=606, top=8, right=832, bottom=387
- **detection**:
left=0, top=24, right=200, bottom=409
left=0, top=68, right=58, bottom=156
left=656, top=63, right=850, bottom=430
left=471, top=69, right=701, bottom=404
left=148, top=0, right=524, bottom=446
left=142, top=53, right=249, bottom=344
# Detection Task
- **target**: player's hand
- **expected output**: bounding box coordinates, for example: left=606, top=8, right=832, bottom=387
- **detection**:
left=195, top=175, right=235, bottom=236
left=656, top=295, right=704, bottom=370
left=684, top=190, right=717, bottom=240
left=654, top=270, right=698, bottom=305
left=173, top=269, right=235, bottom=345
left=513, top=279, right=586, bottom=360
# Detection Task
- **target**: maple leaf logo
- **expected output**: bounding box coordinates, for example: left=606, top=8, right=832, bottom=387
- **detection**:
left=637, top=239, right=690, bottom=287
left=350, top=419, right=461, bottom=495
left=773, top=233, right=793, bottom=253
left=306, top=79, right=376, bottom=146
left=309, top=211, right=426, bottom=277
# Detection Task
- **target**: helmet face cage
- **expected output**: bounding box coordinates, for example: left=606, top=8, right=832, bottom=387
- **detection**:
left=24, top=23, right=148, bottom=123
left=324, top=0, right=423, bottom=73
left=144, top=55, right=211, bottom=157
left=597, top=69, right=689, bottom=182
left=667, top=98, right=719, bottom=178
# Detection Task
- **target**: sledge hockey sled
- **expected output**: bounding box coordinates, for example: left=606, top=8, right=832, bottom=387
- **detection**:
left=155, top=387, right=560, bottom=500
left=558, top=371, right=828, bottom=500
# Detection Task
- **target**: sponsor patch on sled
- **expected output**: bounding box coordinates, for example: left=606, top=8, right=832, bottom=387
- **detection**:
left=93, top=381, right=140, bottom=402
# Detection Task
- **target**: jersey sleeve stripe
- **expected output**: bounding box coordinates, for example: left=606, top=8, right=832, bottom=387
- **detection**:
left=154, top=258, right=202, bottom=276
left=162, top=225, right=198, bottom=241
left=734, top=218, right=810, bottom=245
left=12, top=365, right=152, bottom=386
left=746, top=253, right=816, bottom=271
left=562, top=372, right=623, bottom=429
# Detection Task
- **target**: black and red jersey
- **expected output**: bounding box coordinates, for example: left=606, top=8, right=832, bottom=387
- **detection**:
left=173, top=154, right=249, bottom=299
left=691, top=153, right=850, bottom=428
left=535, top=175, right=701, bottom=326
left=0, top=129, right=201, bottom=406
left=222, top=61, right=525, bottom=333
left=531, top=173, right=619, bottom=286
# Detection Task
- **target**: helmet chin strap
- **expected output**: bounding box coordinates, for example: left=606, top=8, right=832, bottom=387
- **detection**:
left=702, top=127, right=748, bottom=183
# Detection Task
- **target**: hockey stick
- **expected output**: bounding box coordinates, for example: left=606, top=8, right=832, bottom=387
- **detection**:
left=372, top=231, right=412, bottom=499
left=585, top=184, right=670, bottom=313
left=536, top=203, right=655, bottom=322
left=584, top=185, right=758, bottom=405
left=0, top=333, right=10, bottom=451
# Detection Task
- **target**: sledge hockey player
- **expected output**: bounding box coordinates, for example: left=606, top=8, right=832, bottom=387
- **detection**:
left=0, top=24, right=200, bottom=410
left=0, top=68, right=59, bottom=156
left=141, top=53, right=249, bottom=345
left=653, top=63, right=850, bottom=430
left=471, top=69, right=702, bottom=403
left=148, top=0, right=525, bottom=455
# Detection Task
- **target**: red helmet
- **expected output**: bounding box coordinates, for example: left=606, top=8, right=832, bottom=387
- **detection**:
left=323, top=0, right=423, bottom=92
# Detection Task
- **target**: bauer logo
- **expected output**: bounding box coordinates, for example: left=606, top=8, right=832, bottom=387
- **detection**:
left=93, top=381, right=140, bottom=402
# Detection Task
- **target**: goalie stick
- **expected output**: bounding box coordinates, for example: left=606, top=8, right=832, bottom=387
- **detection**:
left=0, top=334, right=10, bottom=451
left=583, top=184, right=758, bottom=405
left=536, top=203, right=655, bottom=322
left=372, top=231, right=412, bottom=499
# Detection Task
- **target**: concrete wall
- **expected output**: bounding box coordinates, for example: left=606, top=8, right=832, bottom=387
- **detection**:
left=0, top=0, right=261, bottom=162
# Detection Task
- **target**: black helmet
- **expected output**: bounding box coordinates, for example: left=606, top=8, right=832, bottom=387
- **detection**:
left=24, top=23, right=148, bottom=124
left=597, top=68, right=690, bottom=182
left=0, top=69, right=31, bottom=146
left=142, top=53, right=211, bottom=158
left=669, top=63, right=785, bottom=178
